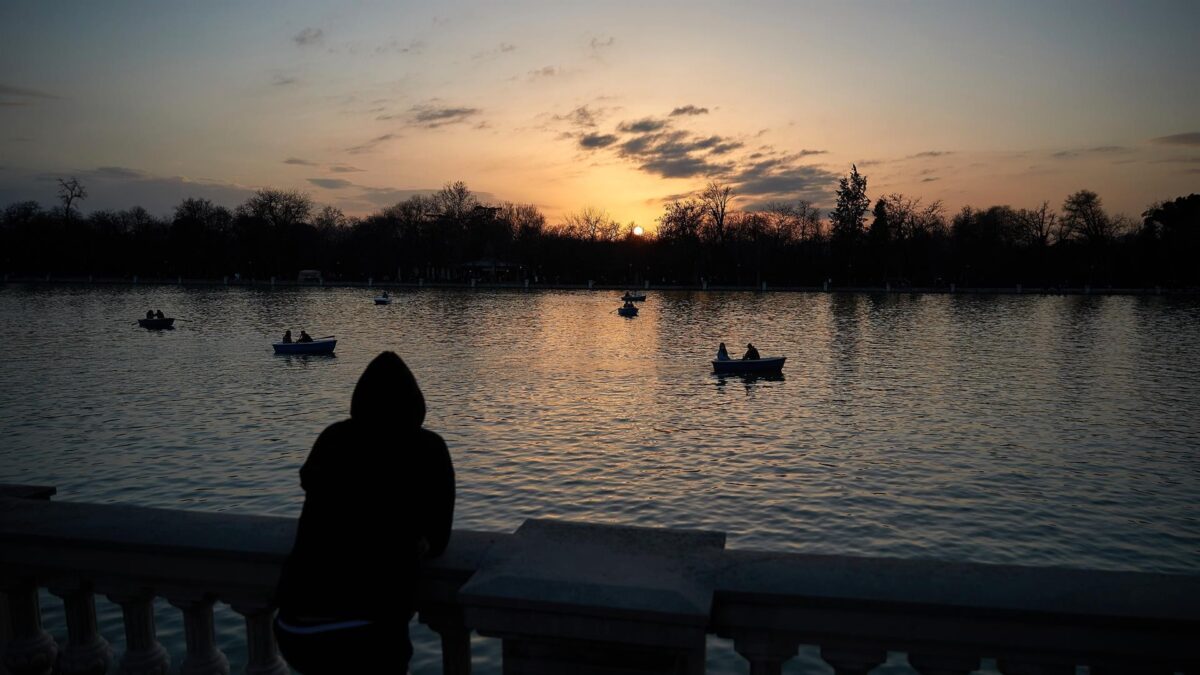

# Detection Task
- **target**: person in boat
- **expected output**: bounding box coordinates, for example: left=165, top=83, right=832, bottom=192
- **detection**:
left=623, top=300, right=635, bottom=310
left=743, top=343, right=761, bottom=360
left=154, top=309, right=165, bottom=319
left=381, top=291, right=389, bottom=299
left=282, top=330, right=293, bottom=344
left=274, top=352, right=455, bottom=674
left=298, top=330, right=313, bottom=343
left=145, top=310, right=154, bottom=320
left=716, top=342, right=732, bottom=361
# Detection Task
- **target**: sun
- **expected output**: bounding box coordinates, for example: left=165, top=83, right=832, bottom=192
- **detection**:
left=632, top=225, right=644, bottom=236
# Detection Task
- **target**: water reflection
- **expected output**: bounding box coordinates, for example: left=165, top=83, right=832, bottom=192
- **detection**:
left=713, top=372, right=786, bottom=395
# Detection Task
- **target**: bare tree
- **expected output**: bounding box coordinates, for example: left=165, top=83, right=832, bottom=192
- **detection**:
left=700, top=181, right=733, bottom=243
left=57, top=178, right=87, bottom=220
left=657, top=199, right=704, bottom=243
left=563, top=206, right=620, bottom=241
left=236, top=188, right=313, bottom=229
left=497, top=202, right=546, bottom=241
left=1015, top=201, right=1056, bottom=247
left=1062, top=190, right=1113, bottom=245
left=434, top=181, right=478, bottom=222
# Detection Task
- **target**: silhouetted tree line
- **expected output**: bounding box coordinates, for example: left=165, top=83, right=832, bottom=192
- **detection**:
left=2, top=174, right=1198, bottom=287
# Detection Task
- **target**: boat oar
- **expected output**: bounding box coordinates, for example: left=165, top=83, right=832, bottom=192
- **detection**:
left=316, top=335, right=335, bottom=340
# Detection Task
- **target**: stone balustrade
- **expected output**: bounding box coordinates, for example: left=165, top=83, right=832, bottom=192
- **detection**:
left=1, top=486, right=1197, bottom=675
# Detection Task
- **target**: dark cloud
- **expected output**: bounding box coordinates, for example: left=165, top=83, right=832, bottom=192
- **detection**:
left=0, top=167, right=255, bottom=216
left=730, top=164, right=836, bottom=200
left=271, top=74, right=298, bottom=87
left=284, top=158, right=317, bottom=166
left=294, top=28, right=323, bottom=46
left=308, top=178, right=355, bottom=189
left=906, top=151, right=952, bottom=159
left=347, top=133, right=400, bottom=154
left=639, top=156, right=724, bottom=179
left=579, top=133, right=618, bottom=149
left=0, top=83, right=59, bottom=106
left=328, top=164, right=365, bottom=173
left=617, top=118, right=668, bottom=133
left=590, top=37, right=615, bottom=50
left=669, top=105, right=709, bottom=117
left=921, top=177, right=940, bottom=182
left=1150, top=132, right=1200, bottom=146
left=409, top=104, right=481, bottom=128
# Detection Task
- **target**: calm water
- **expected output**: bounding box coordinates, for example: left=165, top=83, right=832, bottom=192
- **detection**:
left=2, top=285, right=1199, bottom=673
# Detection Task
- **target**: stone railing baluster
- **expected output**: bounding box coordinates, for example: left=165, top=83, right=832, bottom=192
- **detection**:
left=0, top=581, right=57, bottom=675
left=107, top=591, right=170, bottom=675
left=231, top=604, right=287, bottom=675
left=907, top=651, right=979, bottom=675
left=820, top=645, right=887, bottom=675
left=48, top=582, right=111, bottom=675
left=167, top=593, right=229, bottom=675
left=422, top=612, right=472, bottom=675
left=731, top=631, right=798, bottom=675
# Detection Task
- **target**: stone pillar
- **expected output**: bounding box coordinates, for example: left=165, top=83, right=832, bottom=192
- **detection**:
left=588, top=279, right=594, bottom=289
left=820, top=646, right=887, bottom=675
left=167, top=594, right=229, bottom=675
left=107, top=592, right=170, bottom=675
left=732, top=632, right=798, bottom=675
left=368, top=277, right=373, bottom=287
left=1, top=581, right=58, bottom=675
left=950, top=282, right=955, bottom=293
left=48, top=585, right=111, bottom=675
left=231, top=605, right=287, bottom=675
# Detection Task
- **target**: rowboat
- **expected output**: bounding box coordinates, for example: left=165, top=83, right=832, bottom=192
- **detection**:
left=711, top=356, right=786, bottom=374
left=374, top=296, right=391, bottom=305
left=621, top=292, right=647, bottom=302
left=617, top=305, right=639, bottom=317
left=273, top=338, right=337, bottom=355
left=137, top=317, right=175, bottom=329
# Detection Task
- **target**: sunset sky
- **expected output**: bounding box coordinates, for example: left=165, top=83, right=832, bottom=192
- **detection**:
left=2, top=0, right=1198, bottom=228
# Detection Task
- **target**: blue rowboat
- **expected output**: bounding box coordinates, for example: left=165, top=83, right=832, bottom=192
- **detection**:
left=711, top=356, right=786, bottom=374
left=621, top=292, right=646, bottom=302
left=273, top=338, right=336, bottom=355
left=137, top=317, right=175, bottom=329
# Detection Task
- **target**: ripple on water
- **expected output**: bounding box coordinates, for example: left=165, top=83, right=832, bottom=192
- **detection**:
left=4, top=286, right=1200, bottom=674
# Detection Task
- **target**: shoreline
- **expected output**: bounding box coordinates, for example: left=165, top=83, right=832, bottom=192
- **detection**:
left=1, top=274, right=1196, bottom=296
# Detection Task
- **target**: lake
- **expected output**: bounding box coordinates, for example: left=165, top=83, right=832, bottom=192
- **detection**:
left=2, top=285, right=1198, bottom=673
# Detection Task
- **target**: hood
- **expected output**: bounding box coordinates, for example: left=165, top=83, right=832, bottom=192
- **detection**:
left=350, top=351, right=426, bottom=427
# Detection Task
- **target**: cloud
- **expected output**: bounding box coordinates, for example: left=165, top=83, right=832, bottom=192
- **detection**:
left=921, top=177, right=940, bottom=182
left=0, top=83, right=59, bottom=106
left=271, top=74, right=298, bottom=87
left=617, top=118, right=668, bottom=133
left=409, top=103, right=481, bottom=128
left=473, top=42, right=517, bottom=60
left=730, top=163, right=836, bottom=200
left=347, top=133, right=400, bottom=154
left=670, top=105, right=709, bottom=117
left=906, top=151, right=952, bottom=159
left=357, top=186, right=499, bottom=207
left=328, top=164, right=365, bottom=173
left=284, top=158, right=318, bottom=166
left=294, top=28, right=323, bottom=46
left=1052, top=146, right=1131, bottom=159
left=590, top=37, right=615, bottom=50
left=579, top=133, right=619, bottom=149
left=1150, top=132, right=1200, bottom=146
left=528, top=66, right=560, bottom=79
left=554, top=105, right=607, bottom=128
left=0, top=166, right=256, bottom=216
left=308, top=178, right=356, bottom=189
left=375, top=39, right=424, bottom=55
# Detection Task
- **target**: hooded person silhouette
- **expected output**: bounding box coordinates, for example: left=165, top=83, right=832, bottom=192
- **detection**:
left=274, top=352, right=455, bottom=673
